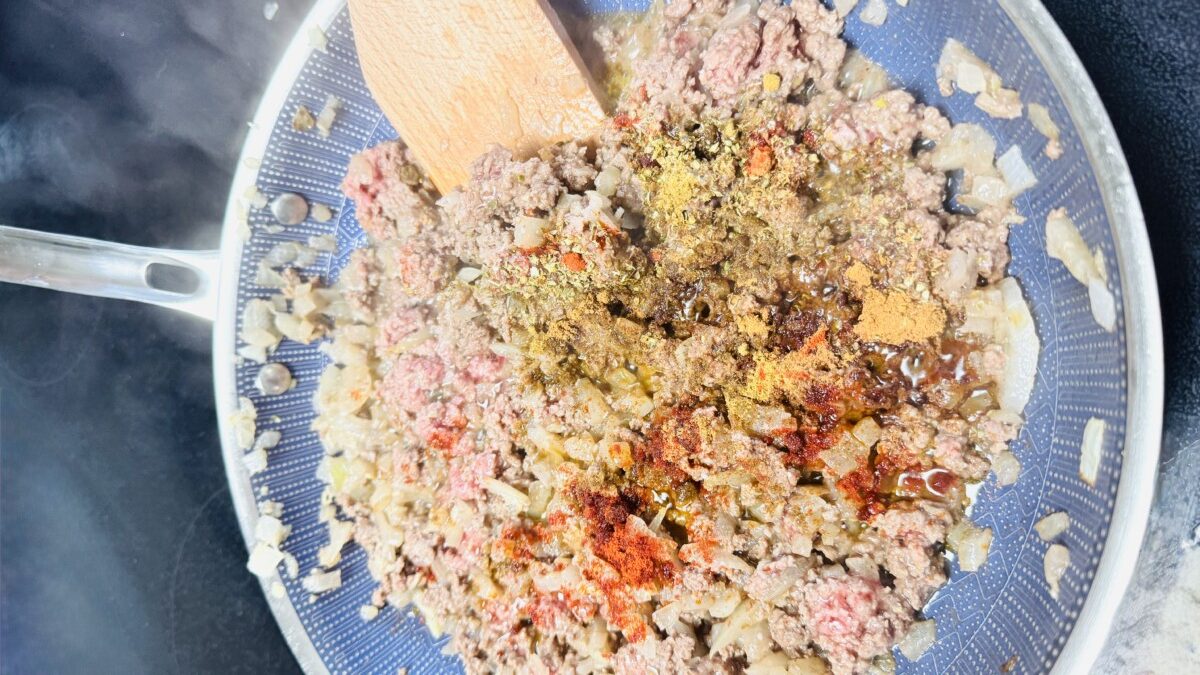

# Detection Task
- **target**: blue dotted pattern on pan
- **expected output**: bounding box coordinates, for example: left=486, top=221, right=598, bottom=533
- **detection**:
left=231, top=2, right=1127, bottom=673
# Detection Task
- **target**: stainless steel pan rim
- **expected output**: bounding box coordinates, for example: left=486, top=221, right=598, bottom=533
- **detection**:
left=219, top=0, right=1163, bottom=671
left=0, top=0, right=1158, bottom=672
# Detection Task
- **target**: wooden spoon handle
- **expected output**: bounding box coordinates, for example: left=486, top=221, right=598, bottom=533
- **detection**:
left=348, top=0, right=608, bottom=193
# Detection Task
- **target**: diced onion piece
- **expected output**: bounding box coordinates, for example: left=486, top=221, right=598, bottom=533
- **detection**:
left=237, top=344, right=268, bottom=364
left=955, top=61, right=987, bottom=94
left=839, top=50, right=891, bottom=101
left=1088, top=277, right=1117, bottom=332
left=594, top=166, right=621, bottom=197
left=931, top=123, right=997, bottom=175
left=851, top=417, right=882, bottom=447
left=997, top=146, right=1037, bottom=196
left=997, top=277, right=1039, bottom=414
left=513, top=215, right=548, bottom=249
left=255, top=515, right=291, bottom=547
left=316, top=94, right=340, bottom=138
left=359, top=605, right=380, bottom=621
left=532, top=562, right=582, bottom=593
left=708, top=599, right=758, bottom=655
left=833, top=0, right=859, bottom=18
left=898, top=619, right=937, bottom=661
left=1044, top=544, right=1070, bottom=599
left=242, top=447, right=268, bottom=475
left=844, top=556, right=879, bottom=582
left=992, top=450, right=1021, bottom=486
left=1035, top=512, right=1070, bottom=541
left=1046, top=208, right=1099, bottom=285
left=307, top=25, right=328, bottom=52
left=283, top=552, right=299, bottom=579
left=949, top=521, right=993, bottom=572
left=1028, top=103, right=1063, bottom=158
left=751, top=563, right=804, bottom=602
left=860, top=0, right=887, bottom=26
left=254, top=429, right=282, bottom=451
left=483, top=478, right=531, bottom=512
left=820, top=438, right=868, bottom=476
left=246, top=542, right=284, bottom=578
left=1080, top=417, right=1106, bottom=486
left=302, top=568, right=342, bottom=594
left=714, top=551, right=755, bottom=576
left=457, top=266, right=483, bottom=283
left=230, top=396, right=258, bottom=449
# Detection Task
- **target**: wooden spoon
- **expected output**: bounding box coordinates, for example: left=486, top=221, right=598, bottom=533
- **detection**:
left=348, top=0, right=609, bottom=194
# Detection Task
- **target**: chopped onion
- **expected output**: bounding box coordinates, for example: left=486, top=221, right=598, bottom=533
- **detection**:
left=898, top=619, right=937, bottom=661
left=483, top=478, right=531, bottom=512
left=997, top=146, right=1037, bottom=196
left=1044, top=544, right=1069, bottom=600
left=282, top=551, right=299, bottom=579
left=949, top=521, right=993, bottom=572
left=307, top=25, right=328, bottom=52
left=302, top=568, right=342, bottom=594
left=231, top=396, right=258, bottom=449
left=955, top=62, right=987, bottom=94
left=718, top=0, right=756, bottom=28
left=931, top=123, right=996, bottom=175
left=457, top=266, right=483, bottom=283
left=246, top=542, right=284, bottom=578
left=1045, top=208, right=1099, bottom=285
left=820, top=438, right=868, bottom=476
left=715, top=551, right=756, bottom=576
left=708, top=599, right=758, bottom=655
left=992, top=450, right=1021, bottom=486
left=513, top=215, right=548, bottom=249
left=1035, top=512, right=1070, bottom=541
left=860, top=0, right=887, bottom=26
left=1088, top=277, right=1117, bottom=332
left=1080, top=417, right=1105, bottom=486
left=750, top=562, right=804, bottom=602
left=316, top=94, right=340, bottom=138
left=1028, top=103, right=1063, bottom=158
left=852, top=417, right=882, bottom=447
left=839, top=50, right=891, bottom=101
left=997, top=277, right=1039, bottom=414
left=595, top=165, right=621, bottom=197
left=242, top=447, right=268, bottom=475
left=255, top=515, right=291, bottom=547
left=709, top=586, right=744, bottom=619
left=359, top=605, right=379, bottom=621
left=937, top=39, right=1023, bottom=118
left=532, top=562, right=582, bottom=593
left=833, top=0, right=859, bottom=18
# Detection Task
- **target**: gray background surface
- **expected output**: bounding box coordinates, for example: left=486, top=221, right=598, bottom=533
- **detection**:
left=0, top=0, right=1196, bottom=672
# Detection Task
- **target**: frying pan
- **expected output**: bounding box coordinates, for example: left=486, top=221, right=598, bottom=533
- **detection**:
left=0, top=0, right=1164, bottom=672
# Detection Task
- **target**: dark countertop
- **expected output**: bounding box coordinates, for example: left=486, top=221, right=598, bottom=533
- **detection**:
left=0, top=1, right=1196, bottom=673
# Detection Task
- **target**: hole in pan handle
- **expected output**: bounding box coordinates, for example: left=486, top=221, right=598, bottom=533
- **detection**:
left=0, top=225, right=220, bottom=322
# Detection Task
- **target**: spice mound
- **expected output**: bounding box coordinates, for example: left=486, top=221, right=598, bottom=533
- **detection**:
left=312, top=2, right=1038, bottom=673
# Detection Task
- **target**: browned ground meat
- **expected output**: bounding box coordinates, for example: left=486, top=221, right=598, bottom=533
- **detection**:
left=310, top=2, right=1035, bottom=674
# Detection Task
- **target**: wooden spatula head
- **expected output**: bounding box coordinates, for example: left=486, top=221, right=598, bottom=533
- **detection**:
left=348, top=0, right=609, bottom=194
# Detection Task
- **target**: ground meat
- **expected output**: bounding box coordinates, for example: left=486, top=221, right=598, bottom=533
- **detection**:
left=309, top=2, right=1033, bottom=674
left=699, top=18, right=762, bottom=101
left=945, top=218, right=1011, bottom=282
left=801, top=572, right=906, bottom=675
left=340, top=142, right=439, bottom=241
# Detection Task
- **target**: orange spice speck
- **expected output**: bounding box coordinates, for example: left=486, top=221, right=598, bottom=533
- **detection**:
left=562, top=252, right=587, bottom=272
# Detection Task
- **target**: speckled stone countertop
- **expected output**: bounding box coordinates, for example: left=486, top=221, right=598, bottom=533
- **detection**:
left=0, top=1, right=1196, bottom=672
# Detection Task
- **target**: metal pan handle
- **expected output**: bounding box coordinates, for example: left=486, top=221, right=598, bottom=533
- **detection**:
left=0, top=225, right=220, bottom=322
